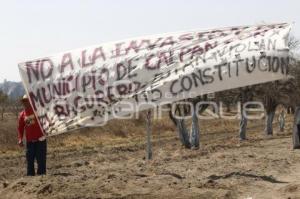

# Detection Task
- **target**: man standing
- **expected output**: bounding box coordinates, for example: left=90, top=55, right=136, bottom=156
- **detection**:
left=18, top=95, right=47, bottom=176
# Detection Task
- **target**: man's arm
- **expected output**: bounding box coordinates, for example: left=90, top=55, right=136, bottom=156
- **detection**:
left=17, top=112, right=25, bottom=146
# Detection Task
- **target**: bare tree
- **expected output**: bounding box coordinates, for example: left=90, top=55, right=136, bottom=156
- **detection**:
left=0, top=91, right=8, bottom=120
left=169, top=95, right=208, bottom=149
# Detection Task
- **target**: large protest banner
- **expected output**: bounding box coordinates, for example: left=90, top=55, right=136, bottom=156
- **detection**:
left=18, top=23, right=291, bottom=136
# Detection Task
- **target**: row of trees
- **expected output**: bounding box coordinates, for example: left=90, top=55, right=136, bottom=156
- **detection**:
left=167, top=35, right=300, bottom=150
left=0, top=91, right=22, bottom=120
left=167, top=59, right=300, bottom=150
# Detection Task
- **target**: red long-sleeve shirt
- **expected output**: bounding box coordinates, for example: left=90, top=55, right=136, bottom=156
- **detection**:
left=18, top=107, right=44, bottom=143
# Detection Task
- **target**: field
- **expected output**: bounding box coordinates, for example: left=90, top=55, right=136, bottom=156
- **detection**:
left=0, top=111, right=300, bottom=199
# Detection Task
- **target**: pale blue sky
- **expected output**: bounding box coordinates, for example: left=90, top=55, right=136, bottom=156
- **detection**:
left=0, top=0, right=299, bottom=82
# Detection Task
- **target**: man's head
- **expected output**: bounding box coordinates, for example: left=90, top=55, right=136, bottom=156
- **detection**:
left=21, top=95, right=31, bottom=109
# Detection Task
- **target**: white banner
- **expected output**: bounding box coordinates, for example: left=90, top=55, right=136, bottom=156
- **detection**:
left=18, top=23, right=291, bottom=136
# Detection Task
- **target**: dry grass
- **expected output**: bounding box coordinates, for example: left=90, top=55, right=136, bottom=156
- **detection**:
left=0, top=109, right=293, bottom=154
left=0, top=112, right=176, bottom=152
left=0, top=114, right=20, bottom=152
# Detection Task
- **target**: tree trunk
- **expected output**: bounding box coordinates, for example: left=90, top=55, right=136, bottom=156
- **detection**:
left=190, top=110, right=200, bottom=149
left=278, top=110, right=285, bottom=132
left=289, top=107, right=295, bottom=114
left=176, top=119, right=191, bottom=148
left=287, top=107, right=291, bottom=114
left=292, top=107, right=300, bottom=149
left=226, top=103, right=231, bottom=112
left=1, top=107, right=4, bottom=120
left=238, top=87, right=253, bottom=141
left=239, top=113, right=247, bottom=140
left=265, top=111, right=275, bottom=135
left=168, top=105, right=191, bottom=148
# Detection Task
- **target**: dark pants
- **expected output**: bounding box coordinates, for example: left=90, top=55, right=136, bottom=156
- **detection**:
left=26, top=140, right=47, bottom=176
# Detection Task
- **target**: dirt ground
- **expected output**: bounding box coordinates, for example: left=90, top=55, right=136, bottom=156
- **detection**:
left=0, top=115, right=300, bottom=199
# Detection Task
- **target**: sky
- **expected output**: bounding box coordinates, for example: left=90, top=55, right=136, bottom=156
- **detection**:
left=0, top=0, right=299, bottom=82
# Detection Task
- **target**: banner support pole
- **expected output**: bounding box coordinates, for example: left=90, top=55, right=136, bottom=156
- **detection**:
left=146, top=110, right=153, bottom=160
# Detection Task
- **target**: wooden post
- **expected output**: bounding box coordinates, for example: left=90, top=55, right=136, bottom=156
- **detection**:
left=146, top=110, right=152, bottom=160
